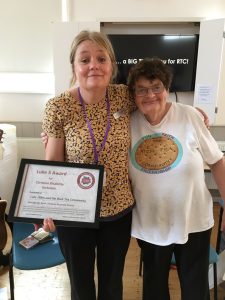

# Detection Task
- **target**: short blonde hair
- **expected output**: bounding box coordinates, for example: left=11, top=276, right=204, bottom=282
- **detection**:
left=70, top=30, right=117, bottom=87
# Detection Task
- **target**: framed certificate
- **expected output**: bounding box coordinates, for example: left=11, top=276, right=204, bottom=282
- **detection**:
left=8, top=159, right=104, bottom=228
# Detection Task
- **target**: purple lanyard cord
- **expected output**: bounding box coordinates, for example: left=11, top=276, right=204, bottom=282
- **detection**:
left=78, top=87, right=111, bottom=163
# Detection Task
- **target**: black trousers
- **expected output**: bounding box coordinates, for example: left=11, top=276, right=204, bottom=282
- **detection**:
left=57, top=212, right=132, bottom=300
left=138, top=229, right=211, bottom=300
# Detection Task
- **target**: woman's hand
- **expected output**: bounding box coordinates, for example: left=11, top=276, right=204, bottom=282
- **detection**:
left=195, top=107, right=210, bottom=129
left=43, top=218, right=56, bottom=232
left=41, top=132, right=49, bottom=149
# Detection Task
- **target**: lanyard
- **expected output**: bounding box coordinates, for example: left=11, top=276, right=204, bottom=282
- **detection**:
left=78, top=87, right=111, bottom=163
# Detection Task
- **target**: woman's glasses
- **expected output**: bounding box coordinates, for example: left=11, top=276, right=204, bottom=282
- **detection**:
left=134, top=84, right=164, bottom=96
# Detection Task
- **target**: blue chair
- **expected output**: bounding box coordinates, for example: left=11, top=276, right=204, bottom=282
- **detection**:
left=139, top=200, right=224, bottom=300
left=9, top=222, right=65, bottom=300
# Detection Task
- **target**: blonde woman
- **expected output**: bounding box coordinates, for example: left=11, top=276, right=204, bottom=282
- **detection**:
left=42, top=31, right=135, bottom=300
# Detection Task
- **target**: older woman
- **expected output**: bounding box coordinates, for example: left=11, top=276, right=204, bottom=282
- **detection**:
left=128, top=58, right=225, bottom=300
left=42, top=30, right=135, bottom=300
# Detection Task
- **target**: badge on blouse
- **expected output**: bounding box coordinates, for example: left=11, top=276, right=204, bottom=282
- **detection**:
left=113, top=108, right=126, bottom=120
left=103, top=171, right=107, bottom=186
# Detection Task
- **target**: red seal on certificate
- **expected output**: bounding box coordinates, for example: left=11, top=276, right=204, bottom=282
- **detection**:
left=77, top=172, right=95, bottom=189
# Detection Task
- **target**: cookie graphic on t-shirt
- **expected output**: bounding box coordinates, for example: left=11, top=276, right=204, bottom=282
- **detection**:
left=135, top=136, right=179, bottom=170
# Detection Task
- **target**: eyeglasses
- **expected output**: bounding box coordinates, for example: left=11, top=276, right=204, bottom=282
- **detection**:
left=134, top=84, right=164, bottom=96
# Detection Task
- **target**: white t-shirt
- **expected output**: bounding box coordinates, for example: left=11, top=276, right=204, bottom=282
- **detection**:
left=129, top=103, right=223, bottom=246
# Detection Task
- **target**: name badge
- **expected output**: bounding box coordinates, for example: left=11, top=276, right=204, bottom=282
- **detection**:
left=103, top=171, right=107, bottom=186
left=113, top=108, right=126, bottom=120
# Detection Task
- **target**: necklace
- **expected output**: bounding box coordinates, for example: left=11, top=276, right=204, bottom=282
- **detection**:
left=78, top=87, right=111, bottom=163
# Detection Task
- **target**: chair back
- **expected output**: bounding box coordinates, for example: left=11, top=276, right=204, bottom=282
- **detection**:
left=13, top=222, right=65, bottom=270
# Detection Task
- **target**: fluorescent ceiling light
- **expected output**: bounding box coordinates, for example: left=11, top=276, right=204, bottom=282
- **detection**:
left=163, top=35, right=195, bottom=40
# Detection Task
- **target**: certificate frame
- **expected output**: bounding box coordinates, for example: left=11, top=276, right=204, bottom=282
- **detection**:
left=8, top=158, right=104, bottom=228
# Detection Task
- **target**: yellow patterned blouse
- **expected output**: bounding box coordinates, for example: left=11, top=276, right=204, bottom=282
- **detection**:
left=42, top=84, right=136, bottom=220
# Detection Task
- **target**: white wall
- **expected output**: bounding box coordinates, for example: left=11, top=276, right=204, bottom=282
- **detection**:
left=193, top=19, right=225, bottom=125
left=0, top=0, right=61, bottom=72
left=0, top=94, right=51, bottom=122
left=72, top=0, right=225, bottom=21
left=216, top=47, right=225, bottom=125
left=0, top=0, right=225, bottom=123
left=0, top=0, right=61, bottom=122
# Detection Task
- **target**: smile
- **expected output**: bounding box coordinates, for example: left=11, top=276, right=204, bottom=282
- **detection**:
left=142, top=100, right=158, bottom=104
left=88, top=74, right=103, bottom=77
